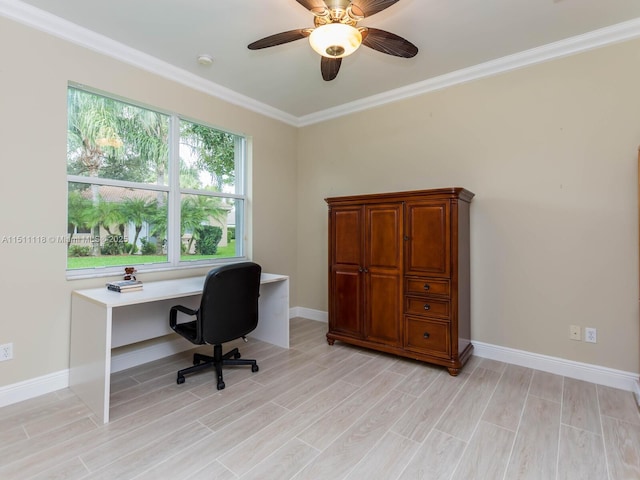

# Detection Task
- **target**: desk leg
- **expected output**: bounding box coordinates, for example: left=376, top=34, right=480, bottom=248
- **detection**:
left=253, top=278, right=290, bottom=348
left=70, top=295, right=111, bottom=423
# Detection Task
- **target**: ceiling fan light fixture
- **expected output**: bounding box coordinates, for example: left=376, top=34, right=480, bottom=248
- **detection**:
left=309, top=23, right=362, bottom=58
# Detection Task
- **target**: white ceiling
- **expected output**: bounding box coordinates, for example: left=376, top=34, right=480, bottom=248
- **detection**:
left=4, top=0, right=640, bottom=125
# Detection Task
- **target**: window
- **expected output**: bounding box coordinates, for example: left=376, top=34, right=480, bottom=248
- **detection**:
left=66, top=86, right=246, bottom=275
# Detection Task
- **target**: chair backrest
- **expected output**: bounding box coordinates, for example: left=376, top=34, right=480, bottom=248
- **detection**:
left=199, top=262, right=262, bottom=345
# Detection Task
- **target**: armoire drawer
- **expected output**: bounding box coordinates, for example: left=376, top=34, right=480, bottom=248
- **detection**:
left=404, top=317, right=451, bottom=358
left=405, top=296, right=450, bottom=319
left=405, top=278, right=450, bottom=297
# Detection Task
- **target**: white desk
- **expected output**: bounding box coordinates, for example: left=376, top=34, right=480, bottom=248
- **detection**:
left=69, top=273, right=289, bottom=423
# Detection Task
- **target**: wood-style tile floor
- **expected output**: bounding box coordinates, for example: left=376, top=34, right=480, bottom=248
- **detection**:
left=1, top=317, right=639, bottom=479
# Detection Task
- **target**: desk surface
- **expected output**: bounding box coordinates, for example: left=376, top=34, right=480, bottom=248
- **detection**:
left=73, top=273, right=288, bottom=308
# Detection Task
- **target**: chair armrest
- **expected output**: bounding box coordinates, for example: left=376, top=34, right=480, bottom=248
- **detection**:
left=169, top=305, right=197, bottom=328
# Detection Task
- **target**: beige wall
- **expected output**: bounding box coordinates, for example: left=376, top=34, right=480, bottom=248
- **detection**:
left=2, top=14, right=639, bottom=389
left=297, top=38, right=640, bottom=373
left=0, top=18, right=298, bottom=386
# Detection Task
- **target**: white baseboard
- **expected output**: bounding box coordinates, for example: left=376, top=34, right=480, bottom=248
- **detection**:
left=111, top=336, right=195, bottom=373
left=0, top=369, right=69, bottom=408
left=472, top=341, right=640, bottom=393
left=290, top=306, right=327, bottom=322
left=0, top=339, right=196, bottom=408
left=2, top=310, right=639, bottom=408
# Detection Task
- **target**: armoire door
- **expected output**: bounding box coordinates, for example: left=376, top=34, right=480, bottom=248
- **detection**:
left=405, top=200, right=451, bottom=277
left=329, top=205, right=364, bottom=338
left=364, top=203, right=403, bottom=346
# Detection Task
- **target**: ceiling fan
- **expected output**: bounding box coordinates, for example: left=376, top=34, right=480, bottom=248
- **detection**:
left=247, top=0, right=418, bottom=81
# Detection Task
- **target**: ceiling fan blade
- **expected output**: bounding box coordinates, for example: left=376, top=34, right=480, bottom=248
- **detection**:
left=248, top=29, right=311, bottom=50
left=321, top=57, right=342, bottom=81
left=296, top=0, right=329, bottom=14
left=361, top=28, right=418, bottom=58
left=350, top=0, right=399, bottom=17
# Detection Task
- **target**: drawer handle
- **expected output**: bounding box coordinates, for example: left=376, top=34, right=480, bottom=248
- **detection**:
left=423, top=332, right=430, bottom=339
left=423, top=283, right=430, bottom=291
left=424, top=304, right=430, bottom=311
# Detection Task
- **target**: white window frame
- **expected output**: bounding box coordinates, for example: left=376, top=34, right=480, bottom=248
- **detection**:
left=66, top=85, right=249, bottom=279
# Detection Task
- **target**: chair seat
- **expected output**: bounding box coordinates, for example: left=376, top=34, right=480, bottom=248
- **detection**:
left=173, top=320, right=202, bottom=344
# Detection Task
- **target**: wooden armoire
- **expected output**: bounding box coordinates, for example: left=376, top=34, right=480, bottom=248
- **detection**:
left=325, top=188, right=474, bottom=375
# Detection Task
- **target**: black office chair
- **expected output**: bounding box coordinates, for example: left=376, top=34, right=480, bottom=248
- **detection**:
left=169, top=262, right=262, bottom=390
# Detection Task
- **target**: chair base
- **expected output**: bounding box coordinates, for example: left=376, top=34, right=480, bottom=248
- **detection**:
left=176, top=344, right=258, bottom=390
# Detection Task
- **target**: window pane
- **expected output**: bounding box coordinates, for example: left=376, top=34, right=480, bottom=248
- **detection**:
left=179, top=195, right=239, bottom=261
left=67, top=88, right=169, bottom=186
left=67, top=182, right=168, bottom=269
left=179, top=120, right=237, bottom=193
left=66, top=85, right=247, bottom=276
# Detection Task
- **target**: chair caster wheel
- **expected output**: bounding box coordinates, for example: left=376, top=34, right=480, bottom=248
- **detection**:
left=217, top=381, right=225, bottom=390
left=252, top=364, right=259, bottom=372
left=234, top=352, right=241, bottom=359
left=177, top=376, right=185, bottom=385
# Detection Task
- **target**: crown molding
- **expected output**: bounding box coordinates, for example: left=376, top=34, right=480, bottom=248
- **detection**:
left=2, top=1, right=640, bottom=128
left=298, top=16, right=640, bottom=126
left=0, top=0, right=300, bottom=127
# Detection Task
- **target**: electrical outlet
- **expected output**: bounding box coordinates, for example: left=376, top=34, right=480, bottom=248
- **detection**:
left=0, top=343, right=13, bottom=361
left=585, top=327, right=597, bottom=343
left=569, top=325, right=581, bottom=341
